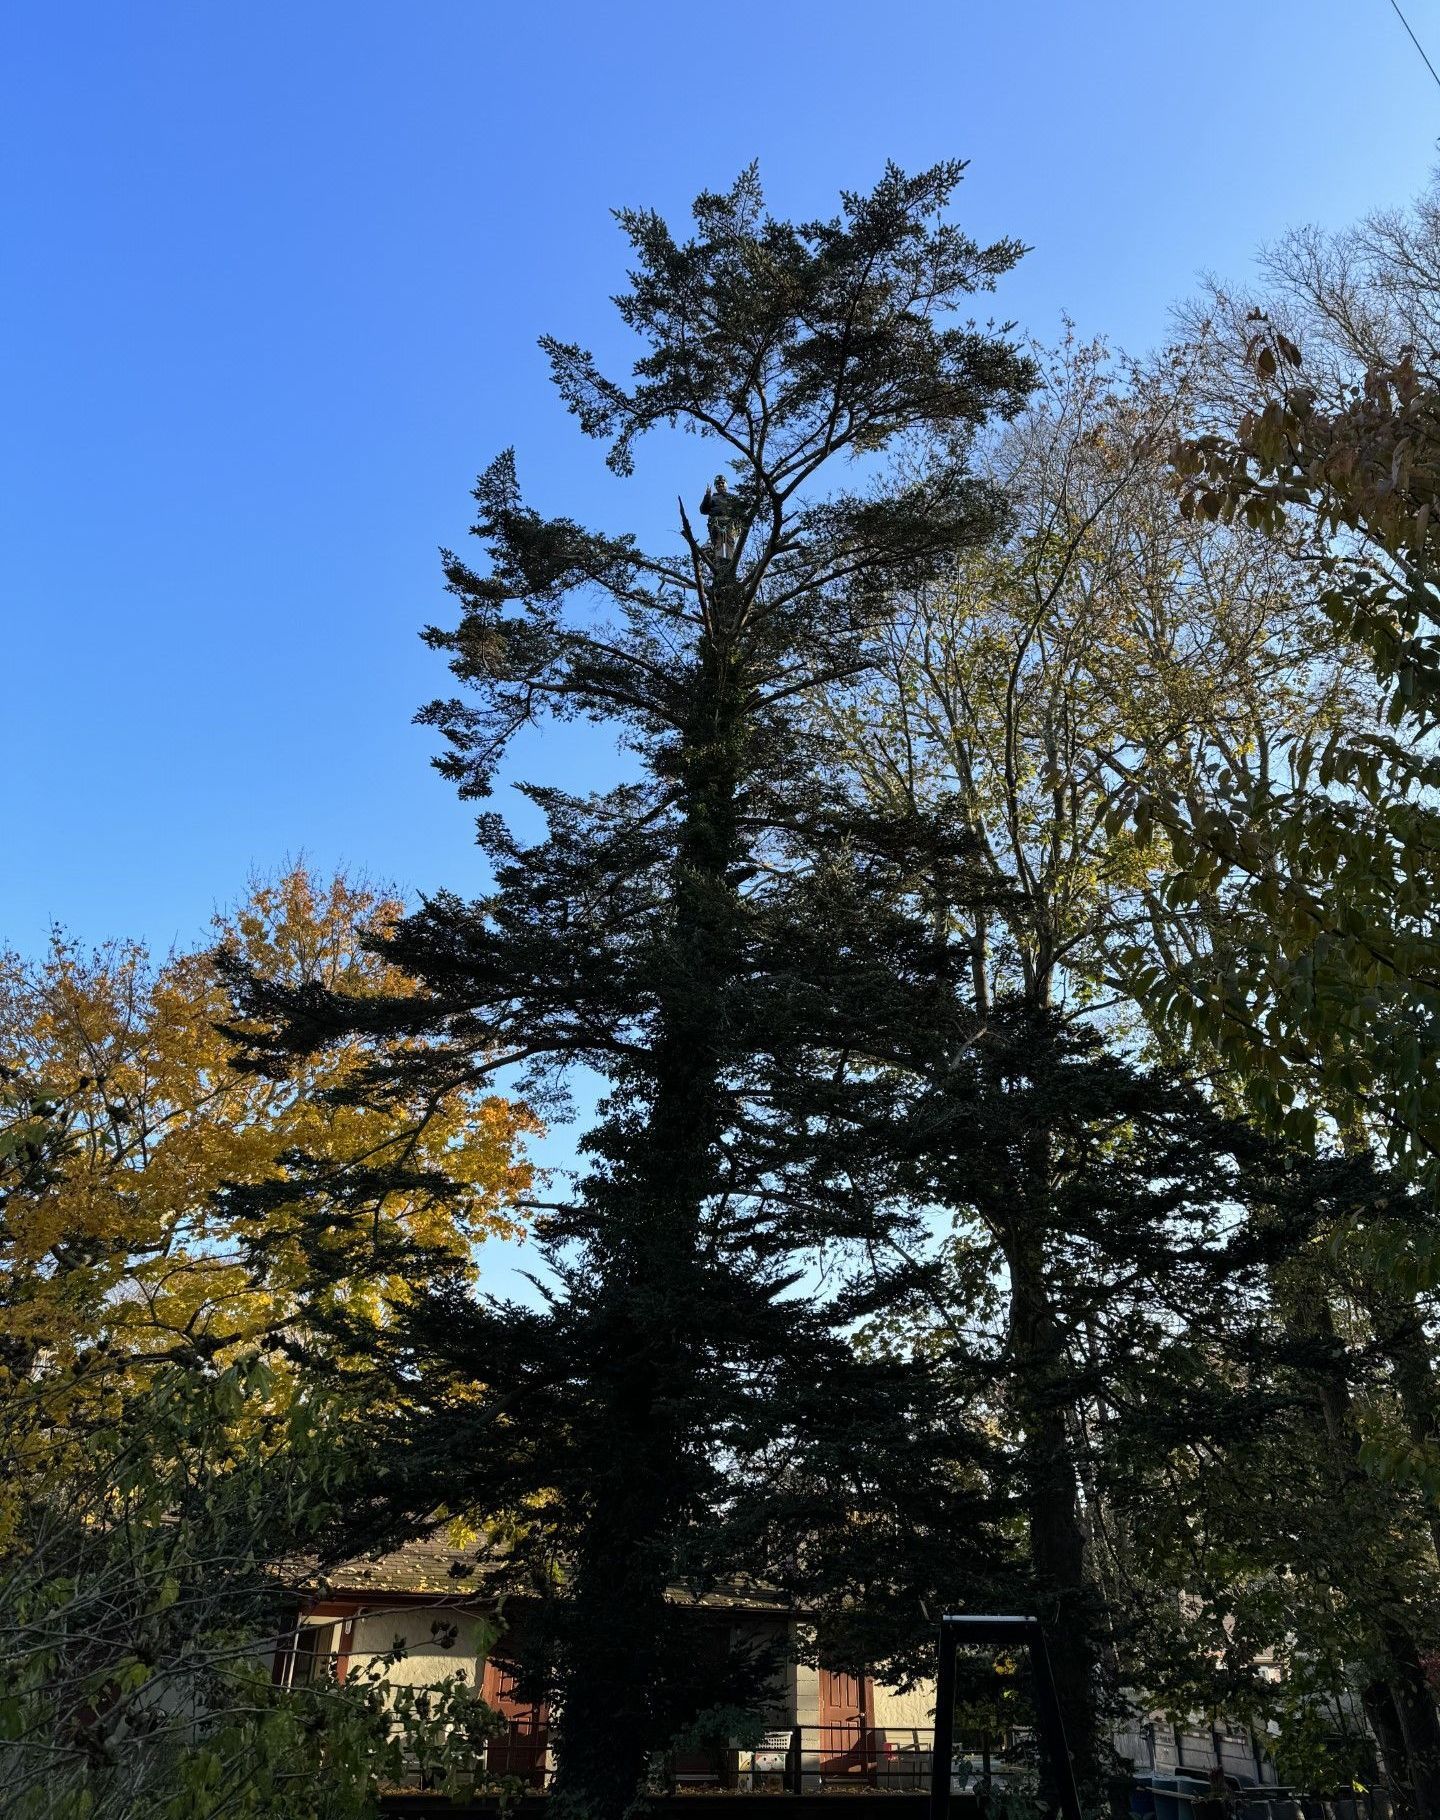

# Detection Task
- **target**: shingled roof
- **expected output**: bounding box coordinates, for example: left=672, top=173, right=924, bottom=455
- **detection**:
left=288, top=1533, right=792, bottom=1613
left=307, top=1533, right=490, bottom=1597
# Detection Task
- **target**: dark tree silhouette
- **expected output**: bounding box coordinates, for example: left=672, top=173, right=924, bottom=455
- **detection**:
left=222, top=163, right=1034, bottom=1820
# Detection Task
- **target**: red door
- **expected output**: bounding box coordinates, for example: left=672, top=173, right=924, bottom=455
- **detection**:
left=819, top=1667, right=874, bottom=1780
left=481, top=1658, right=549, bottom=1787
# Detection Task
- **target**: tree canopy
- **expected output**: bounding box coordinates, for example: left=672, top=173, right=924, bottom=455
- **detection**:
left=12, top=160, right=1440, bottom=1820
left=221, top=161, right=1039, bottom=1820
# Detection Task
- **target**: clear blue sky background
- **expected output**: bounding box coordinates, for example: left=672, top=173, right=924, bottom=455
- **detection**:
left=4, top=0, right=1437, bottom=959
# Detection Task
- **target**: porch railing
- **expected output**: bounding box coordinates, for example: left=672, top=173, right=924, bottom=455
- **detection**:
left=672, top=1725, right=1019, bottom=1794
left=377, top=1717, right=1042, bottom=1795
left=387, top=1721, right=969, bottom=1795
left=274, top=1650, right=1313, bottom=1808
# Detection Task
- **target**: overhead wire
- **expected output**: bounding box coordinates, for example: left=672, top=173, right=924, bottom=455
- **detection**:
left=1385, top=0, right=1440, bottom=95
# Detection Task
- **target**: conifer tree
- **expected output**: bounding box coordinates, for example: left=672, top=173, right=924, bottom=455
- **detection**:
left=225, top=164, right=1033, bottom=1819
left=756, top=809, right=1440, bottom=1801
left=756, top=974, right=1278, bottom=1794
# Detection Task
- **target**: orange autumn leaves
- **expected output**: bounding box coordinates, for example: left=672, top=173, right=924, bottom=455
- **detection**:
left=0, top=867, right=538, bottom=1389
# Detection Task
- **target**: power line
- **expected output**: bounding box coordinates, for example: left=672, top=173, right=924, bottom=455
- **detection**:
left=1386, top=0, right=1440, bottom=95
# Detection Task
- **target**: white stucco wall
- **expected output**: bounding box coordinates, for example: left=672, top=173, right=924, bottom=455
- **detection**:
left=871, top=1677, right=937, bottom=1734
left=332, top=1607, right=939, bottom=1737
left=347, top=1606, right=489, bottom=1691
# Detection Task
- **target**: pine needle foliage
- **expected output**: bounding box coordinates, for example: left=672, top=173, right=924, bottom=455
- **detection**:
left=221, top=163, right=1034, bottom=1820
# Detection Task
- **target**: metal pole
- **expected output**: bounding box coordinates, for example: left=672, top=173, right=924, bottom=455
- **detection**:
left=930, top=1619, right=958, bottom=1820
left=932, top=1616, right=1084, bottom=1820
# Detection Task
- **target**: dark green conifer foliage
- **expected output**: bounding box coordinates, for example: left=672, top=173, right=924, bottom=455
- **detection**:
left=739, top=813, right=1429, bottom=1791
left=758, top=897, right=1440, bottom=1800
left=223, top=164, right=1033, bottom=1820
left=755, top=977, right=1282, bottom=1791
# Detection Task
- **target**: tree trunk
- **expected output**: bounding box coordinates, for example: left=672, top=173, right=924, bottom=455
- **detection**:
left=557, top=1444, right=675, bottom=1818
left=1365, top=1679, right=1421, bottom=1820
left=1008, top=1227, right=1103, bottom=1797
left=1276, top=1264, right=1440, bottom=1820
left=549, top=626, right=745, bottom=1820
left=1381, top=1625, right=1440, bottom=1820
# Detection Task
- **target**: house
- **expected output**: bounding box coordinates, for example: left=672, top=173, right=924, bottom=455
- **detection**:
left=273, top=1534, right=938, bottom=1792
left=274, top=1538, right=1277, bottom=1797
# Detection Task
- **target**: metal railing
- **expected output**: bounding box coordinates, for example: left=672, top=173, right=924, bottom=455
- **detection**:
left=387, top=1721, right=967, bottom=1795
left=277, top=1649, right=1298, bottom=1809
left=670, top=1724, right=1029, bottom=1794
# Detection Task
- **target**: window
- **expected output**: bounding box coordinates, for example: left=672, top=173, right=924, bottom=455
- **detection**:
left=284, top=1622, right=337, bottom=1688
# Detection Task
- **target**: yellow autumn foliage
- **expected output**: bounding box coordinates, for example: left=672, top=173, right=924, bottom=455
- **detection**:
left=0, top=866, right=538, bottom=1434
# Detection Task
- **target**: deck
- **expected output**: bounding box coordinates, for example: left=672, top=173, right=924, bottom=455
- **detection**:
left=379, top=1798, right=968, bottom=1820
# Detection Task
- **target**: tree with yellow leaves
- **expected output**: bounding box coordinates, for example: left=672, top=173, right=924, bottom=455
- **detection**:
left=830, top=332, right=1364, bottom=1040
left=0, top=865, right=537, bottom=1450
left=816, top=333, right=1410, bottom=1791
left=0, top=869, right=537, bottom=1818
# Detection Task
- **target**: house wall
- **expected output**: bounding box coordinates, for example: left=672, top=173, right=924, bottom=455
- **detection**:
left=871, top=1677, right=936, bottom=1733
left=347, top=1605, right=491, bottom=1691
left=791, top=1660, right=820, bottom=1727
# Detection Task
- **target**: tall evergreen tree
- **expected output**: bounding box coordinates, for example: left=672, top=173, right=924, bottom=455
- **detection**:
left=224, top=164, right=1033, bottom=1820
left=755, top=861, right=1440, bottom=1799
left=755, top=805, right=1440, bottom=1800
left=756, top=973, right=1285, bottom=1794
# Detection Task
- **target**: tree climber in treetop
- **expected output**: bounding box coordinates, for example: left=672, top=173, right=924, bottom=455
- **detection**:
left=700, top=472, right=747, bottom=564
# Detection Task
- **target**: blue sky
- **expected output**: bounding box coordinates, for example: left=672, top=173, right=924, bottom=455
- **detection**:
left=5, top=0, right=1437, bottom=967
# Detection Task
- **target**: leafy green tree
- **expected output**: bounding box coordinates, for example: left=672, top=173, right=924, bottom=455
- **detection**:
left=0, top=1351, right=388, bottom=1820
left=1152, top=206, right=1440, bottom=1798
left=222, top=163, right=1035, bottom=1820
left=809, top=330, right=1440, bottom=1797
left=1167, top=339, right=1440, bottom=1182
left=1109, top=216, right=1440, bottom=1807
left=1126, top=178, right=1440, bottom=1195
left=1103, top=1150, right=1440, bottom=1820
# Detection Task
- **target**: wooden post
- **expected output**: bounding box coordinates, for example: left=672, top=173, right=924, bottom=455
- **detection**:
left=333, top=1612, right=355, bottom=1685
